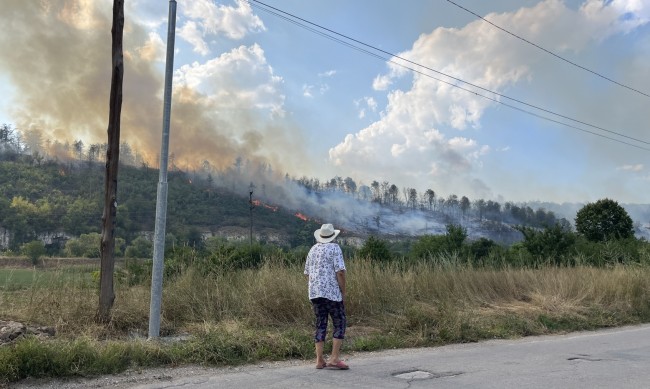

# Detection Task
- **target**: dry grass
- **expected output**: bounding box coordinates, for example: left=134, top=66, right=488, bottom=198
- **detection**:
left=3, top=259, right=650, bottom=339
left=3, top=257, right=650, bottom=382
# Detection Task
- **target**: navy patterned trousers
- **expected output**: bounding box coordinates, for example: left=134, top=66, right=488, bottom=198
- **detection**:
left=310, top=297, right=346, bottom=342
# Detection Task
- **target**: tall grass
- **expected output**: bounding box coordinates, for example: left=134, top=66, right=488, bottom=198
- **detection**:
left=2, top=254, right=650, bottom=383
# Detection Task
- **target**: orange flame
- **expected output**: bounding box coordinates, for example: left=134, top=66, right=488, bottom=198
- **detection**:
left=263, top=203, right=278, bottom=212
left=295, top=212, right=308, bottom=221
left=252, top=200, right=261, bottom=206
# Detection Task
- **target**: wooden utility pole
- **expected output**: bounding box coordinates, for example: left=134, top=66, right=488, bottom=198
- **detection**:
left=97, top=0, right=124, bottom=323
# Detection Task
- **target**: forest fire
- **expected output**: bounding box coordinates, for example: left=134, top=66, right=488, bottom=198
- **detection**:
left=295, top=212, right=309, bottom=221
left=251, top=199, right=278, bottom=212
left=263, top=203, right=278, bottom=212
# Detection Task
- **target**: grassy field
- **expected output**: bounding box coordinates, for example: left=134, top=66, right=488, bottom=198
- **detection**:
left=0, top=267, right=97, bottom=291
left=2, top=256, right=650, bottom=383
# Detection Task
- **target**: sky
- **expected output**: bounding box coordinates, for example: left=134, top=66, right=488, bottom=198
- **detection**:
left=0, top=0, right=649, bottom=205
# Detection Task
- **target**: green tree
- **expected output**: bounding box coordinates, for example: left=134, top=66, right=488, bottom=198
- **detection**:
left=21, top=240, right=46, bottom=266
left=125, top=236, right=153, bottom=258
left=410, top=224, right=467, bottom=260
left=65, top=233, right=101, bottom=258
left=63, top=198, right=101, bottom=236
left=516, top=223, right=576, bottom=265
left=445, top=224, right=467, bottom=251
left=468, top=237, right=497, bottom=261
left=410, top=234, right=448, bottom=259
left=575, top=198, right=634, bottom=242
left=358, top=235, right=393, bottom=262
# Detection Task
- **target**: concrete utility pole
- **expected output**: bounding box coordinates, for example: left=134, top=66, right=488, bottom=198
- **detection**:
left=249, top=182, right=255, bottom=249
left=148, top=0, right=177, bottom=339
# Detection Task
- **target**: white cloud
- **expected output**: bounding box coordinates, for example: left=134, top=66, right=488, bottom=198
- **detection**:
left=355, top=97, right=378, bottom=119
left=303, top=82, right=329, bottom=98
left=174, top=44, right=284, bottom=117
left=329, top=0, right=650, bottom=199
left=318, top=70, right=337, bottom=77
left=618, top=164, right=644, bottom=172
left=303, top=84, right=313, bottom=98
left=319, top=84, right=330, bottom=94
left=372, top=74, right=392, bottom=90
left=178, top=0, right=265, bottom=55
left=366, top=97, right=377, bottom=112
left=179, top=20, right=209, bottom=56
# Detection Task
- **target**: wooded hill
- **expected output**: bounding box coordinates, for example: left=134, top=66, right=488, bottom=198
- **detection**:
left=10, top=124, right=638, bottom=254
left=0, top=155, right=320, bottom=252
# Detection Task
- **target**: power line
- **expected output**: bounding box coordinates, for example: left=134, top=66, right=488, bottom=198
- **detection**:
left=248, top=0, right=650, bottom=150
left=445, top=0, right=650, bottom=99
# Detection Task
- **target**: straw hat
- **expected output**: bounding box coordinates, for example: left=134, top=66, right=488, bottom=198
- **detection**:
left=314, top=223, right=340, bottom=243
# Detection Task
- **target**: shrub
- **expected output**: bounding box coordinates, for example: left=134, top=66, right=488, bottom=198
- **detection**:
left=445, top=224, right=467, bottom=251
left=358, top=236, right=393, bottom=262
left=64, top=233, right=101, bottom=258
left=21, top=240, right=46, bottom=266
left=573, top=236, right=642, bottom=266
left=119, top=258, right=151, bottom=286
left=125, top=236, right=153, bottom=258
left=410, top=225, right=466, bottom=261
left=468, top=237, right=498, bottom=262
left=516, top=224, right=576, bottom=266
left=410, top=234, right=448, bottom=260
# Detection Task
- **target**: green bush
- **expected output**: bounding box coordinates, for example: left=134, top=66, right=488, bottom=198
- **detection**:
left=445, top=224, right=467, bottom=252
left=220, top=244, right=265, bottom=271
left=468, top=237, right=498, bottom=262
left=410, top=224, right=468, bottom=261
left=64, top=233, right=101, bottom=258
left=118, top=258, right=151, bottom=286
left=125, top=236, right=153, bottom=258
left=410, top=234, right=448, bottom=260
left=516, top=224, right=576, bottom=266
left=285, top=245, right=310, bottom=267
left=21, top=240, right=46, bottom=266
left=164, top=245, right=200, bottom=278
left=358, top=236, right=393, bottom=262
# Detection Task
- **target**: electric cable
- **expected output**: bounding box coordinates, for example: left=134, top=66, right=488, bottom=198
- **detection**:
left=248, top=0, right=650, bottom=149
left=445, top=0, right=650, bottom=99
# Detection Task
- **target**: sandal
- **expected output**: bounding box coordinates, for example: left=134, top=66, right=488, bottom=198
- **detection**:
left=326, top=361, right=349, bottom=370
left=316, top=362, right=327, bottom=369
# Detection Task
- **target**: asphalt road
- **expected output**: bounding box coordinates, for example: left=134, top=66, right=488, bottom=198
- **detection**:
left=15, top=324, right=650, bottom=389
left=126, top=324, right=650, bottom=389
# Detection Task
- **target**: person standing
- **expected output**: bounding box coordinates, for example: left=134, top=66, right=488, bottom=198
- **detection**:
left=304, top=223, right=349, bottom=370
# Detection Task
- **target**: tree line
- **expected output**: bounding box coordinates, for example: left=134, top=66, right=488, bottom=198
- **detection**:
left=292, top=174, right=565, bottom=229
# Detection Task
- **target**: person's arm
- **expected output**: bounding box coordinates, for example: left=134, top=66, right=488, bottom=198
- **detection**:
left=336, top=270, right=346, bottom=301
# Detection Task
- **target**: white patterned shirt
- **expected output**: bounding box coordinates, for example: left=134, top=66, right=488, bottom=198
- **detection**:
left=304, top=242, right=346, bottom=301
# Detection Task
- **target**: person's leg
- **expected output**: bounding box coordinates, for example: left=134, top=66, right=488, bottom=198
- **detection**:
left=315, top=341, right=325, bottom=368
left=311, top=298, right=329, bottom=368
left=330, top=338, right=343, bottom=363
left=327, top=300, right=347, bottom=367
